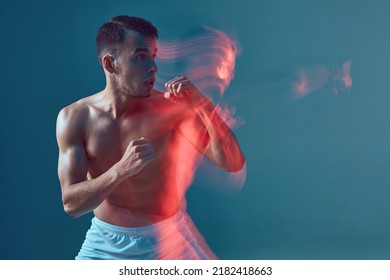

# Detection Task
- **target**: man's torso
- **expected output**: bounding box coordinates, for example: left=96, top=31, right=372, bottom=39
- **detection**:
left=71, top=90, right=194, bottom=226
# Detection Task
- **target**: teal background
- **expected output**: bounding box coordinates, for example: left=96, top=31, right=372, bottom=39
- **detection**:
left=1, top=0, right=390, bottom=259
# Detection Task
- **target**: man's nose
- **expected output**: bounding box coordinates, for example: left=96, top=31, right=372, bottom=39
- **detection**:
left=149, top=60, right=158, bottom=73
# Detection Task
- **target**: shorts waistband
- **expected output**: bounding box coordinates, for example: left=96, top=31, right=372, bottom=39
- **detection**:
left=92, top=211, right=184, bottom=235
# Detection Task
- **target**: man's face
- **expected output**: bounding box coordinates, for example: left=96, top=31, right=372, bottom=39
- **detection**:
left=115, top=30, right=158, bottom=97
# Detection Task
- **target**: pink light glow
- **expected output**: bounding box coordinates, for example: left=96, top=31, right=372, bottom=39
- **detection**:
left=292, top=60, right=352, bottom=99
left=337, top=61, right=352, bottom=90
left=155, top=26, right=246, bottom=196
left=215, top=103, right=245, bottom=129
left=156, top=26, right=240, bottom=96
left=292, top=66, right=331, bottom=99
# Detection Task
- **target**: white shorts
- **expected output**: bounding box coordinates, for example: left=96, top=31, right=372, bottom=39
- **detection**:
left=75, top=211, right=216, bottom=260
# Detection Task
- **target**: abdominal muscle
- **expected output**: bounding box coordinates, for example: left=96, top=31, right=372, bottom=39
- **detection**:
left=92, top=159, right=181, bottom=227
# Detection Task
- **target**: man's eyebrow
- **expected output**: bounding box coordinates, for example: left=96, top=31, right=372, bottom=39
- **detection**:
left=133, top=47, right=150, bottom=52
left=131, top=47, right=157, bottom=56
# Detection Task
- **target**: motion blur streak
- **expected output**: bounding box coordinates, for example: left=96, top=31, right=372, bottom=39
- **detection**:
left=292, top=60, right=352, bottom=99
left=156, top=26, right=240, bottom=96
left=155, top=26, right=246, bottom=199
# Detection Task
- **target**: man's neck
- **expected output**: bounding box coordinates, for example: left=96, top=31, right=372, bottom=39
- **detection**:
left=99, top=85, right=142, bottom=119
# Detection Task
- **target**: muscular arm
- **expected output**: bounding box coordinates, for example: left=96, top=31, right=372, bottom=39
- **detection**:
left=165, top=76, right=245, bottom=172
left=56, top=107, right=154, bottom=218
left=192, top=97, right=245, bottom=171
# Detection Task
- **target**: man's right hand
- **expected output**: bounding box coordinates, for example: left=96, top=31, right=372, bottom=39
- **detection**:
left=117, top=138, right=155, bottom=177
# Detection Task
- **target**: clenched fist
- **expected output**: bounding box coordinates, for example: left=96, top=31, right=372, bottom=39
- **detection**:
left=164, top=76, right=203, bottom=105
left=117, top=137, right=155, bottom=177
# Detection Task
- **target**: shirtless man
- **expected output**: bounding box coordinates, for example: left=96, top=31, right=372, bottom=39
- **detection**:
left=56, top=15, right=245, bottom=259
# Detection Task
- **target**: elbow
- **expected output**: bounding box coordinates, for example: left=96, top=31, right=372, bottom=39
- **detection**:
left=226, top=160, right=246, bottom=172
left=62, top=197, right=82, bottom=219
left=214, top=143, right=246, bottom=172
left=220, top=156, right=246, bottom=173
left=226, top=152, right=246, bottom=172
left=63, top=204, right=81, bottom=218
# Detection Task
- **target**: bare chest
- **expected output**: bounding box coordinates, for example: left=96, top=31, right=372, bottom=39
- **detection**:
left=85, top=111, right=175, bottom=170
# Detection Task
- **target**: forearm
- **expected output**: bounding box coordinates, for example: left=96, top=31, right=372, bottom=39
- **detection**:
left=62, top=163, right=126, bottom=218
left=193, top=98, right=245, bottom=172
left=164, top=76, right=245, bottom=171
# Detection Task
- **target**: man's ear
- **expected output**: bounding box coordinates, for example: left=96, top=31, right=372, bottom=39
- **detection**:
left=102, top=55, right=116, bottom=74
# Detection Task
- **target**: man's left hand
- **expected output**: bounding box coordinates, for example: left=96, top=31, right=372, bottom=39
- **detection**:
left=164, top=76, right=204, bottom=105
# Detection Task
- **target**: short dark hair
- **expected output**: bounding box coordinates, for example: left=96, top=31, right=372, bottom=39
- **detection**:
left=96, top=15, right=158, bottom=65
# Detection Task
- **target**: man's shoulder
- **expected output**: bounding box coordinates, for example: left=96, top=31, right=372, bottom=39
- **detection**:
left=57, top=94, right=99, bottom=134
left=148, top=89, right=189, bottom=111
left=149, top=89, right=166, bottom=103
left=58, top=94, right=99, bottom=121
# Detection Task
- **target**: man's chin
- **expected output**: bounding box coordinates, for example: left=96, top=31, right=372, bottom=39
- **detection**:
left=131, top=91, right=150, bottom=98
